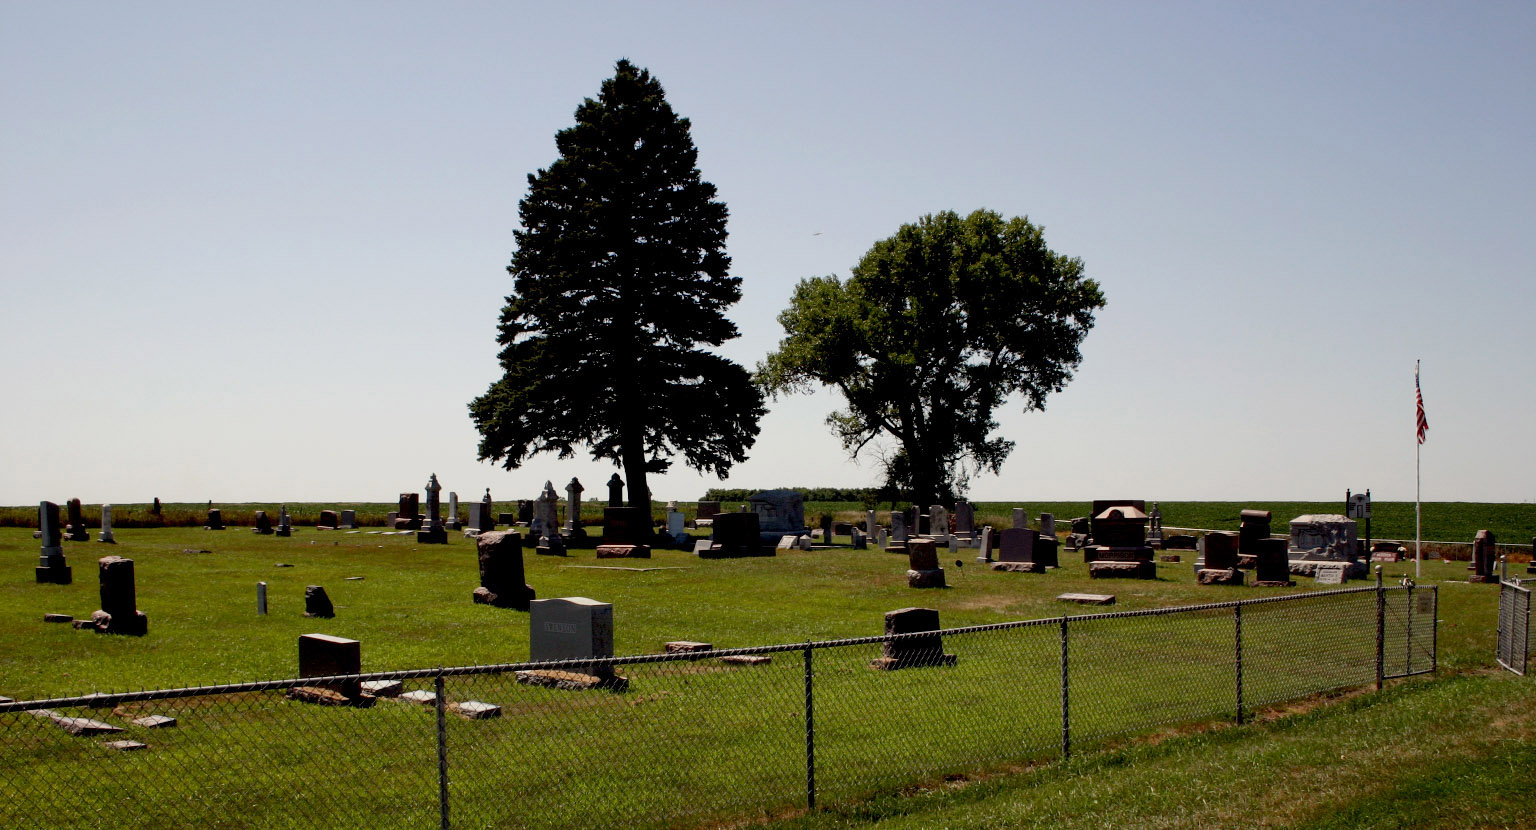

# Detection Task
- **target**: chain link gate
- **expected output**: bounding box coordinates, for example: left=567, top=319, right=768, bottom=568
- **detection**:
left=1498, top=578, right=1532, bottom=675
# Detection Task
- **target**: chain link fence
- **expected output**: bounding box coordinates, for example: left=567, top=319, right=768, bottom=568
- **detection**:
left=1498, top=577, right=1533, bottom=675
left=0, top=584, right=1436, bottom=829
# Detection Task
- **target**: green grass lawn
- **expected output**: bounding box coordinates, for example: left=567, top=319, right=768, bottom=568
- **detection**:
left=0, top=517, right=1523, bottom=828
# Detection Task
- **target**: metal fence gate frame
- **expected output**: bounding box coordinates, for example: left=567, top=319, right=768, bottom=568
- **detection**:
left=1498, top=578, right=1532, bottom=675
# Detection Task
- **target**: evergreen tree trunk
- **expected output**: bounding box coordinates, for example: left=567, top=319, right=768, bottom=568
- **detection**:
left=621, top=430, right=651, bottom=511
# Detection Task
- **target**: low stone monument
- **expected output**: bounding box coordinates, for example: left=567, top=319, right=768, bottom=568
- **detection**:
left=252, top=510, right=274, bottom=535
left=518, top=597, right=627, bottom=690
left=473, top=531, right=535, bottom=610
left=317, top=510, right=339, bottom=530
left=1287, top=514, right=1361, bottom=577
left=993, top=528, right=1044, bottom=573
left=695, top=500, right=721, bottom=528
left=204, top=507, right=225, bottom=531
left=602, top=505, right=653, bottom=546
left=870, top=607, right=956, bottom=670
left=98, top=504, right=116, bottom=544
left=394, top=493, right=421, bottom=530
left=340, top=509, right=358, bottom=530
left=36, top=501, right=71, bottom=584
left=293, top=633, right=365, bottom=704
left=1197, top=531, right=1244, bottom=586
left=1252, top=538, right=1294, bottom=586
left=705, top=512, right=767, bottom=558
left=748, top=489, right=807, bottom=547
left=92, top=556, right=147, bottom=635
left=1087, top=504, right=1156, bottom=579
left=304, top=585, right=335, bottom=618
left=906, top=539, right=946, bottom=588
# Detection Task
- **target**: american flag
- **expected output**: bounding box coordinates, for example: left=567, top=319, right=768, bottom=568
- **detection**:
left=1416, top=364, right=1429, bottom=444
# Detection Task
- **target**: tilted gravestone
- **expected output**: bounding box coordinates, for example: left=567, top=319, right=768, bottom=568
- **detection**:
left=473, top=531, right=535, bottom=610
left=92, top=556, right=147, bottom=635
left=870, top=607, right=956, bottom=670
left=304, top=585, right=335, bottom=618
left=36, top=501, right=71, bottom=584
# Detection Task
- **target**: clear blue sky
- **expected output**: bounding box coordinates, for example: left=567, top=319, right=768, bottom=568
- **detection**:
left=3, top=1, right=1532, bottom=505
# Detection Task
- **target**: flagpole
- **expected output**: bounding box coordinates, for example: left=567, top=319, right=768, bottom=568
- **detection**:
left=1415, top=359, right=1421, bottom=580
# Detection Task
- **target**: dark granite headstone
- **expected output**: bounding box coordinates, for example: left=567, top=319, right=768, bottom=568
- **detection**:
left=1238, top=509, right=1272, bottom=554
left=304, top=585, right=335, bottom=618
left=93, top=556, right=147, bottom=635
left=395, top=494, right=420, bottom=530
left=1201, top=531, right=1239, bottom=571
left=473, top=531, right=535, bottom=610
left=602, top=506, right=653, bottom=546
left=708, top=512, right=767, bottom=557
left=997, top=528, right=1037, bottom=563
left=253, top=511, right=274, bottom=535
left=1469, top=529, right=1498, bottom=583
left=606, top=474, right=625, bottom=507
left=696, top=501, right=721, bottom=522
left=1252, top=539, right=1293, bottom=586
left=298, top=633, right=362, bottom=700
left=517, top=500, right=534, bottom=525
left=36, top=501, right=71, bottom=584
left=204, top=508, right=225, bottom=531
left=65, top=498, right=90, bottom=542
left=317, top=510, right=339, bottom=530
left=872, top=607, right=955, bottom=670
left=906, top=539, right=945, bottom=588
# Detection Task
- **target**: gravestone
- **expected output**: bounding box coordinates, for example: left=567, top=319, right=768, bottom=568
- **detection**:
left=257, top=582, right=267, bottom=615
left=204, top=507, right=225, bottom=531
left=92, top=556, right=147, bottom=635
left=467, top=503, right=485, bottom=534
left=1012, top=508, right=1028, bottom=530
left=564, top=478, right=586, bottom=539
left=928, top=505, right=950, bottom=541
left=1313, top=562, right=1348, bottom=585
left=976, top=526, right=994, bottom=563
left=534, top=482, right=565, bottom=556
left=297, top=633, right=362, bottom=701
left=1252, top=539, right=1294, bottom=586
left=866, top=510, right=879, bottom=534
left=252, top=510, right=273, bottom=535
left=517, top=500, right=534, bottom=525
left=1238, top=510, right=1271, bottom=555
left=1165, top=534, right=1198, bottom=550
left=443, top=494, right=459, bottom=531
left=906, top=539, right=946, bottom=588
left=1146, top=503, right=1164, bottom=548
left=870, top=607, right=955, bottom=670
left=954, top=501, right=975, bottom=539
left=477, top=500, right=496, bottom=533
left=1287, top=514, right=1358, bottom=564
left=97, top=504, right=116, bottom=544
left=317, top=510, right=339, bottom=530
left=304, top=585, right=335, bottom=618
left=695, top=500, right=720, bottom=527
left=852, top=528, right=867, bottom=550
left=997, top=528, right=1036, bottom=563
left=1469, top=530, right=1498, bottom=583
left=1087, top=505, right=1156, bottom=579
left=525, top=597, right=624, bottom=688
left=340, top=509, right=358, bottom=530
left=417, top=473, right=447, bottom=544
left=890, top=511, right=909, bottom=545
left=395, top=494, right=420, bottom=530
left=36, top=501, right=71, bottom=584
left=707, top=512, right=765, bottom=558
left=1039, top=513, right=1055, bottom=538
left=1201, top=531, right=1240, bottom=570
left=667, top=508, right=688, bottom=545
left=596, top=544, right=651, bottom=559
left=473, top=531, right=535, bottom=610
left=1033, top=531, right=1059, bottom=568
left=276, top=506, right=292, bottom=537
left=748, top=489, right=806, bottom=546
left=65, top=498, right=90, bottom=542
left=606, top=474, right=624, bottom=507
left=603, top=506, right=653, bottom=546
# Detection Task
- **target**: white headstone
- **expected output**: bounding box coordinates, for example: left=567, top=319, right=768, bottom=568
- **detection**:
left=667, top=510, right=686, bottom=543
left=977, top=526, right=994, bottom=562
left=446, top=492, right=460, bottom=529
left=98, top=504, right=115, bottom=544
left=866, top=510, right=878, bottom=534
left=529, top=597, right=613, bottom=662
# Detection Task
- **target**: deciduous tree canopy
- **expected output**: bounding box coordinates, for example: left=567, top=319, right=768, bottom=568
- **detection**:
left=469, top=60, right=763, bottom=507
left=758, top=209, right=1104, bottom=507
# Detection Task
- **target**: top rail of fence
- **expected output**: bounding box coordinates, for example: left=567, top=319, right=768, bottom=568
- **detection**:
left=0, top=584, right=1428, bottom=715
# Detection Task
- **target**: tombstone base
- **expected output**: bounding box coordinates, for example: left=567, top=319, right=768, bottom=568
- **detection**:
left=535, top=541, right=568, bottom=557
left=1197, top=568, right=1245, bottom=586
left=991, top=561, right=1045, bottom=574
left=883, top=545, right=908, bottom=554
left=91, top=609, right=148, bottom=636
left=1158, top=554, right=1181, bottom=563
left=1467, top=574, right=1499, bottom=584
left=699, top=545, right=770, bottom=559
left=869, top=653, right=957, bottom=671
left=416, top=527, right=448, bottom=545
left=1370, top=551, right=1402, bottom=563
left=471, top=585, right=535, bottom=611
left=515, top=669, right=629, bottom=693
left=906, top=568, right=947, bottom=588
left=665, top=641, right=713, bottom=655
left=285, top=686, right=375, bottom=707
left=596, top=544, right=651, bottom=559
left=35, top=565, right=72, bottom=585
left=1236, top=554, right=1258, bottom=569
left=1089, top=560, right=1157, bottom=579
left=98, top=534, right=116, bottom=544
left=275, top=528, right=291, bottom=537
left=252, top=527, right=274, bottom=535
left=1253, top=580, right=1296, bottom=588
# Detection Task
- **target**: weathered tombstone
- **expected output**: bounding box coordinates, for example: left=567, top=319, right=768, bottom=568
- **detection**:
left=443, top=494, right=459, bottom=531
left=297, top=633, right=362, bottom=701
left=707, top=512, right=766, bottom=558
left=602, top=506, right=653, bottom=546
left=890, top=511, right=909, bottom=544
left=1469, top=530, right=1498, bottom=583
left=92, top=556, right=147, bottom=635
left=304, top=585, right=335, bottom=618
left=748, top=489, right=807, bottom=546
left=317, top=510, right=339, bottom=530
left=1252, top=539, right=1294, bottom=586
left=1034, top=531, right=1059, bottom=568
left=535, top=482, right=565, bottom=555
left=870, top=607, right=955, bottom=670
left=276, top=506, right=292, bottom=537
left=667, top=508, right=688, bottom=545
left=1039, top=513, right=1056, bottom=538
left=1165, top=534, right=1197, bottom=550
left=1313, top=562, right=1348, bottom=585
left=865, top=509, right=879, bottom=534
left=564, top=478, right=586, bottom=539
left=976, top=526, right=994, bottom=563
left=340, top=509, right=358, bottom=530
left=64, top=498, right=90, bottom=541
left=954, top=501, right=975, bottom=539
left=997, top=528, right=1036, bottom=563
left=1086, top=504, right=1156, bottom=579
left=820, top=514, right=834, bottom=543
left=1146, top=503, right=1164, bottom=548
left=395, top=493, right=420, bottom=530
left=596, top=544, right=651, bottom=559
left=257, top=581, right=267, bottom=615
left=36, top=501, right=71, bottom=584
left=852, top=527, right=867, bottom=550
left=1201, top=531, right=1240, bottom=570
left=606, top=474, right=625, bottom=507
left=1012, top=508, right=1028, bottom=530
left=473, top=531, right=535, bottom=610
left=252, top=510, right=274, bottom=535
left=929, top=506, right=950, bottom=541
left=467, top=503, right=485, bottom=534
left=912, top=505, right=927, bottom=536
left=417, top=474, right=447, bottom=544
left=478, top=499, right=496, bottom=533
left=204, top=507, right=226, bottom=531
left=521, top=597, right=626, bottom=689
left=94, top=503, right=115, bottom=544
left=695, top=500, right=720, bottom=527
left=906, top=538, right=946, bottom=588
left=1288, top=514, right=1359, bottom=565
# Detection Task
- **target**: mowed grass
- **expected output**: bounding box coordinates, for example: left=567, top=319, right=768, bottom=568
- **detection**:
left=0, top=516, right=1522, bottom=829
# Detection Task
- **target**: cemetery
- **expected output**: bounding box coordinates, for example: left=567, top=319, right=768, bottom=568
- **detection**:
left=0, top=493, right=1529, bottom=828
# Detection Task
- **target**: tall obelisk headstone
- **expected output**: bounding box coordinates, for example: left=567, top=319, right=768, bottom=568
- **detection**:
left=36, top=501, right=71, bottom=584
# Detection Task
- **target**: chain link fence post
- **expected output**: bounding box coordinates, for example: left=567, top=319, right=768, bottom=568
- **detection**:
left=1406, top=580, right=1415, bottom=675
left=435, top=671, right=450, bottom=830
left=803, top=642, right=815, bottom=813
left=1375, top=565, right=1385, bottom=691
left=1234, top=603, right=1244, bottom=725
left=1059, top=615, right=1070, bottom=759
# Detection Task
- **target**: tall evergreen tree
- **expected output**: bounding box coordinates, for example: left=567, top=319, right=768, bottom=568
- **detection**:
left=469, top=60, right=763, bottom=508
